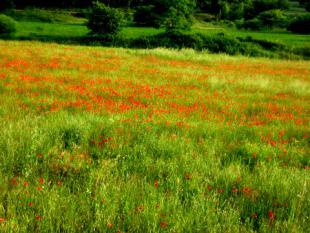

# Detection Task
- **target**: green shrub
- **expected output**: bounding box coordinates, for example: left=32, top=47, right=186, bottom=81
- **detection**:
left=241, top=10, right=288, bottom=30
left=288, top=14, right=310, bottom=34
left=164, top=0, right=196, bottom=33
left=87, top=2, right=123, bottom=37
left=257, top=9, right=289, bottom=29
left=241, top=18, right=264, bottom=30
left=0, top=14, right=16, bottom=35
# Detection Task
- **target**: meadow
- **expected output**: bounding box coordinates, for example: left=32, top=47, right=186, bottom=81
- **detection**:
left=0, top=40, right=309, bottom=232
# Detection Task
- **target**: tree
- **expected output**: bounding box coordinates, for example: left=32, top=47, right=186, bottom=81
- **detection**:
left=0, top=14, right=16, bottom=35
left=87, top=2, right=123, bottom=37
left=159, top=0, right=196, bottom=32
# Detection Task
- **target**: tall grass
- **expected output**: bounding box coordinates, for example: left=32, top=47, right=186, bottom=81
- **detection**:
left=0, top=40, right=309, bottom=232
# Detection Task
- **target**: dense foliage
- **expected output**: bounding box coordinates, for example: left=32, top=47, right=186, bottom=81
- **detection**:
left=6, top=0, right=309, bottom=32
left=0, top=14, right=16, bottom=35
left=288, top=14, right=310, bottom=34
left=87, top=2, right=123, bottom=37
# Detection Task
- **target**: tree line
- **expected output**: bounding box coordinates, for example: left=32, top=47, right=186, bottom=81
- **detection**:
left=1, top=0, right=309, bottom=34
left=2, top=0, right=309, bottom=15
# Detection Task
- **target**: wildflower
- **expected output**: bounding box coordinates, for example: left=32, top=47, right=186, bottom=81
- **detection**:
left=107, top=222, right=113, bottom=228
left=24, top=181, right=29, bottom=187
left=11, top=177, right=18, bottom=186
left=28, top=202, right=33, bottom=207
left=217, top=189, right=224, bottom=194
left=154, top=180, right=159, bottom=189
left=268, top=210, right=275, bottom=220
left=37, top=185, right=42, bottom=191
left=135, top=205, right=144, bottom=213
left=241, top=187, right=253, bottom=198
left=0, top=218, right=5, bottom=224
left=36, top=215, right=42, bottom=221
left=231, top=186, right=238, bottom=193
left=160, top=221, right=168, bottom=228
left=57, top=180, right=62, bottom=187
left=184, top=172, right=192, bottom=180
left=39, top=177, right=44, bottom=184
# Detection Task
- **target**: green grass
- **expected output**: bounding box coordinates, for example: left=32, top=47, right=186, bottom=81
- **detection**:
left=192, top=21, right=310, bottom=48
left=0, top=40, right=309, bottom=232
left=3, top=8, right=309, bottom=50
left=9, top=20, right=310, bottom=50
left=14, top=21, right=89, bottom=40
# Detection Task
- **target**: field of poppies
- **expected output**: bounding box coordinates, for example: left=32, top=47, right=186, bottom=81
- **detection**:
left=0, top=40, right=309, bottom=232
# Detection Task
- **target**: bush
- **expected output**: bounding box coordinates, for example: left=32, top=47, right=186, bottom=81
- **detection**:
left=241, top=18, right=263, bottom=30
left=87, top=2, right=123, bottom=37
left=0, top=14, right=16, bottom=35
left=164, top=0, right=196, bottom=33
left=133, top=5, right=161, bottom=27
left=257, top=9, right=289, bottom=29
left=288, top=14, right=310, bottom=34
left=241, top=9, right=288, bottom=30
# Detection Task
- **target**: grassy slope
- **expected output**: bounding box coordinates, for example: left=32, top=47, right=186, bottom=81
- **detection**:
left=0, top=40, right=309, bottom=232
left=12, top=20, right=310, bottom=48
left=5, top=7, right=309, bottom=49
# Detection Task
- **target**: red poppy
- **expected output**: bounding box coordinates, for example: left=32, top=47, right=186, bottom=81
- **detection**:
left=268, top=210, right=275, bottom=220
left=28, top=202, right=33, bottom=207
left=217, top=189, right=224, bottom=194
left=36, top=215, right=42, bottom=221
left=231, top=186, right=238, bottom=193
left=154, top=180, right=159, bottom=189
left=107, top=222, right=113, bottom=228
left=39, top=177, right=44, bottom=184
left=11, top=177, right=18, bottom=186
left=160, top=221, right=168, bottom=228
left=24, top=181, right=29, bottom=187
left=0, top=218, right=5, bottom=224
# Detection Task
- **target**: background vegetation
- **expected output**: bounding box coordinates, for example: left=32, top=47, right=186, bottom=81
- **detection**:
left=0, top=0, right=309, bottom=60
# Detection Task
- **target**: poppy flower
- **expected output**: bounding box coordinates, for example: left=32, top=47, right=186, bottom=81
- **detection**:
left=24, top=181, right=29, bottom=187
left=154, top=180, right=159, bottom=189
left=268, top=210, right=275, bottom=220
left=160, top=221, right=168, bottom=228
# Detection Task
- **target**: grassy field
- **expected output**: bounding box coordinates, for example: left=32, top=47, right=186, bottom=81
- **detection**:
left=0, top=40, right=309, bottom=232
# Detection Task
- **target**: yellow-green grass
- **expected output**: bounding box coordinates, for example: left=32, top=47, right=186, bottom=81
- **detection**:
left=0, top=40, right=309, bottom=232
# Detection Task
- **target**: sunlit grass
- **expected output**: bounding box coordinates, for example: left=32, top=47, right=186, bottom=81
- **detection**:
left=0, top=40, right=309, bottom=232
